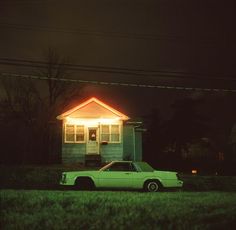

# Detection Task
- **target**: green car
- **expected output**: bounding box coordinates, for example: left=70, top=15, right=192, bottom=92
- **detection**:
left=60, top=161, right=183, bottom=192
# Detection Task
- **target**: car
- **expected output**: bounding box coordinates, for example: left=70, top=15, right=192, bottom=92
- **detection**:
left=60, top=161, right=183, bottom=192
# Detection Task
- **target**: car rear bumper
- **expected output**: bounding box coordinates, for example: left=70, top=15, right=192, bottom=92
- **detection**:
left=176, top=180, right=184, bottom=187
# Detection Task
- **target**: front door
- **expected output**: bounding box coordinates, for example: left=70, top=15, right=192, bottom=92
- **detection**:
left=86, top=128, right=99, bottom=154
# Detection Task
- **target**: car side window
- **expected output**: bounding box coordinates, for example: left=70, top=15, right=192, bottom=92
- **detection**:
left=106, top=162, right=136, bottom=172
left=130, top=163, right=137, bottom=172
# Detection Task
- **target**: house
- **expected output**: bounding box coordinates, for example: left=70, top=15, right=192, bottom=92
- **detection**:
left=57, top=97, right=144, bottom=165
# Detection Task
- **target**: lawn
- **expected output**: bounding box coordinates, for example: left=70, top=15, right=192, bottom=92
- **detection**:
left=1, top=190, right=236, bottom=230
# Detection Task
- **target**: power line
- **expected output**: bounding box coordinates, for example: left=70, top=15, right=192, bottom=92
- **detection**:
left=0, top=22, right=224, bottom=44
left=0, top=57, right=235, bottom=81
left=1, top=72, right=236, bottom=93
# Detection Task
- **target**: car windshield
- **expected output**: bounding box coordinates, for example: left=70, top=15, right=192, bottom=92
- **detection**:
left=134, top=162, right=154, bottom=172
left=99, top=162, right=113, bottom=171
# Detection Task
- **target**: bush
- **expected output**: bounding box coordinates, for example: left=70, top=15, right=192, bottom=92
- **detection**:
left=181, top=175, right=236, bottom=192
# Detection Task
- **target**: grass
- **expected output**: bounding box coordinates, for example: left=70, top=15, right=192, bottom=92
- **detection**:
left=1, top=190, right=236, bottom=230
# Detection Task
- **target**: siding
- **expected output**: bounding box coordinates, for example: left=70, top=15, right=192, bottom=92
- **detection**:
left=62, top=143, right=86, bottom=163
left=135, top=131, right=142, bottom=161
left=62, top=143, right=123, bottom=164
left=123, top=125, right=143, bottom=161
left=123, top=125, right=135, bottom=160
left=100, top=143, right=123, bottom=163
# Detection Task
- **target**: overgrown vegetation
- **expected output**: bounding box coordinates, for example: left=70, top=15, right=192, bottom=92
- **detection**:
left=1, top=190, right=236, bottom=230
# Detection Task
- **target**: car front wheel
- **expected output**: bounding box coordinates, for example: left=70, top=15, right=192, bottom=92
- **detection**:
left=144, top=180, right=162, bottom=192
left=75, top=177, right=95, bottom=190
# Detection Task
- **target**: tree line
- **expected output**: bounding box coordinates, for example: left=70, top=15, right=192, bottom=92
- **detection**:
left=143, top=98, right=236, bottom=175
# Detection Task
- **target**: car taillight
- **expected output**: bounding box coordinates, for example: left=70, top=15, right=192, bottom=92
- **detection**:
left=176, top=173, right=181, bottom=180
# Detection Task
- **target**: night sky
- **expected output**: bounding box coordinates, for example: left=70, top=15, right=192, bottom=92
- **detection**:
left=0, top=0, right=236, bottom=127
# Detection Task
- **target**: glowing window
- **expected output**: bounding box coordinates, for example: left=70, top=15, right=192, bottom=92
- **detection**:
left=76, top=125, right=85, bottom=142
left=65, top=124, right=85, bottom=143
left=111, top=125, right=119, bottom=142
left=101, top=125, right=109, bottom=142
left=65, top=125, right=74, bottom=142
left=101, top=124, right=120, bottom=143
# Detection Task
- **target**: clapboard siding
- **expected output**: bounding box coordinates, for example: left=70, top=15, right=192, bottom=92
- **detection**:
left=123, top=125, right=134, bottom=160
left=135, top=132, right=142, bottom=161
left=100, top=144, right=123, bottom=162
left=62, top=143, right=86, bottom=163
left=123, top=125, right=143, bottom=161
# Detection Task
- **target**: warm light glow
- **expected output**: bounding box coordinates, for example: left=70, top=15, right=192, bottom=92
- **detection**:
left=57, top=97, right=130, bottom=120
left=65, top=117, right=121, bottom=126
left=192, top=169, right=197, bottom=174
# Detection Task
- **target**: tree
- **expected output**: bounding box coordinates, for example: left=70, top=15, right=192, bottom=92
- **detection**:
left=142, top=108, right=165, bottom=168
left=37, top=48, right=82, bottom=163
left=162, top=97, right=209, bottom=170
left=0, top=49, right=83, bottom=164
left=0, top=76, right=42, bottom=163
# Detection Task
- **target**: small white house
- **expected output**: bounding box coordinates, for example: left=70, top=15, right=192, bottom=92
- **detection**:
left=57, top=97, right=143, bottom=165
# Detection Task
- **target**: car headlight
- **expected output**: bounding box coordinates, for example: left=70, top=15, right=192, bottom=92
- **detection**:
left=61, top=173, right=67, bottom=183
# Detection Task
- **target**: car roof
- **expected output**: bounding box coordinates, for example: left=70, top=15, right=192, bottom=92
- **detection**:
left=110, top=161, right=133, bottom=163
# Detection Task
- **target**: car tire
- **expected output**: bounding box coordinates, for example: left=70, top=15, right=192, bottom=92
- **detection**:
left=144, top=180, right=162, bottom=192
left=75, top=177, right=95, bottom=191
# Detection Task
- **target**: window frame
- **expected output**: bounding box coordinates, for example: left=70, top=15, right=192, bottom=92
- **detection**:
left=105, top=162, right=137, bottom=172
left=100, top=124, right=121, bottom=143
left=64, top=123, right=85, bottom=143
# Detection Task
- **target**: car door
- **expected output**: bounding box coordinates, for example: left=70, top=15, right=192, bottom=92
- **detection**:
left=98, top=162, right=136, bottom=188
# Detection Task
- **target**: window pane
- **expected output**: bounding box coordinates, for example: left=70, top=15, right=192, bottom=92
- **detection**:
left=111, top=134, right=119, bottom=142
left=76, top=125, right=84, bottom=134
left=65, top=125, right=75, bottom=142
left=111, top=125, right=119, bottom=142
left=76, top=134, right=84, bottom=142
left=101, top=125, right=109, bottom=134
left=76, top=125, right=84, bottom=142
left=66, top=134, right=74, bottom=142
left=101, top=134, right=109, bottom=142
left=66, top=125, right=74, bottom=134
left=108, top=163, right=130, bottom=171
left=111, top=125, right=119, bottom=134
left=89, top=129, right=96, bottom=141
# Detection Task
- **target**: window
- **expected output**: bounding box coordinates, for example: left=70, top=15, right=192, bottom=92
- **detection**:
left=100, top=124, right=120, bottom=143
left=101, top=125, right=109, bottom=142
left=65, top=124, right=85, bottom=143
left=106, top=162, right=136, bottom=172
left=76, top=125, right=85, bottom=142
left=111, top=125, right=119, bottom=142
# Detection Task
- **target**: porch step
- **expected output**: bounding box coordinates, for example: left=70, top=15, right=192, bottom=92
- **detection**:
left=85, top=154, right=101, bottom=166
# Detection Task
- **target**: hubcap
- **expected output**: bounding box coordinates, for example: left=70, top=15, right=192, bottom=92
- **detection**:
left=148, top=182, right=158, bottom=192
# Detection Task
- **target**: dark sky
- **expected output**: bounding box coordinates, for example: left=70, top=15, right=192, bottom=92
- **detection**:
left=1, top=0, right=236, bottom=73
left=0, top=0, right=236, bottom=128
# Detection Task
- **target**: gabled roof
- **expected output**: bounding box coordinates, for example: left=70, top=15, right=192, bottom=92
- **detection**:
left=56, top=97, right=130, bottom=120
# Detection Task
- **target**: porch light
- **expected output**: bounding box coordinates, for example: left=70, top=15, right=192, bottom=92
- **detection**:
left=191, top=169, right=197, bottom=174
